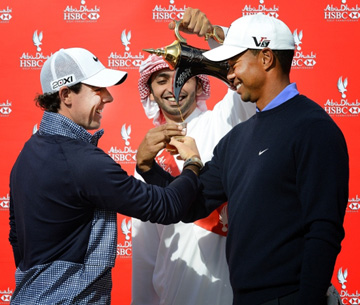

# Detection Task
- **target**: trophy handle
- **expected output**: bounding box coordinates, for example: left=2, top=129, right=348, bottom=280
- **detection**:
left=205, top=26, right=224, bottom=44
left=174, top=20, right=224, bottom=45
left=174, top=20, right=187, bottom=44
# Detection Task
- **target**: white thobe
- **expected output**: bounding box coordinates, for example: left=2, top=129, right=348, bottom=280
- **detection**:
left=131, top=89, right=256, bottom=305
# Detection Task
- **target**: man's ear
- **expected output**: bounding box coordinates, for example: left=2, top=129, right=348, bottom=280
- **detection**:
left=59, top=87, right=72, bottom=106
left=149, top=92, right=155, bottom=101
left=196, top=79, right=203, bottom=97
left=261, top=48, right=275, bottom=70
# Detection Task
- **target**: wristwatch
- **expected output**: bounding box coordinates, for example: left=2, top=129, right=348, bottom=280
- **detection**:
left=183, top=156, right=204, bottom=170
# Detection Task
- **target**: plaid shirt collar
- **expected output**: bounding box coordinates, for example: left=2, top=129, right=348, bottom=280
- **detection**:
left=38, top=111, right=104, bottom=146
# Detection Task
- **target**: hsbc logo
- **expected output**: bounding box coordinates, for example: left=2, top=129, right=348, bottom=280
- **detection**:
left=108, top=57, right=143, bottom=69
left=303, top=59, right=316, bottom=67
left=152, top=1, right=187, bottom=22
left=0, top=107, right=11, bottom=115
left=348, top=195, right=360, bottom=212
left=324, top=2, right=360, bottom=21
left=64, top=2, right=101, bottom=22
left=88, top=13, right=100, bottom=20
left=0, top=13, right=12, bottom=22
left=107, top=124, right=137, bottom=164
left=337, top=267, right=360, bottom=304
left=51, top=74, right=76, bottom=90
left=0, top=294, right=11, bottom=302
left=0, top=6, right=12, bottom=22
left=0, top=13, right=12, bottom=21
left=242, top=1, right=280, bottom=18
left=133, top=59, right=142, bottom=66
left=292, top=29, right=317, bottom=69
left=349, top=107, right=360, bottom=115
left=324, top=76, right=360, bottom=117
left=0, top=101, right=12, bottom=117
left=19, top=30, right=51, bottom=70
left=64, top=12, right=100, bottom=21
left=0, top=288, right=12, bottom=302
left=342, top=297, right=360, bottom=304
left=0, top=194, right=10, bottom=209
left=349, top=12, right=360, bottom=19
left=107, top=30, right=145, bottom=70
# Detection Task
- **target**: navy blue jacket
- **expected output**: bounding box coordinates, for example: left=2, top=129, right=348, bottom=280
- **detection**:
left=9, top=114, right=199, bottom=272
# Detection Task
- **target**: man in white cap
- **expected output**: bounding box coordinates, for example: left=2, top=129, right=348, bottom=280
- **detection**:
left=131, top=11, right=255, bottom=304
left=136, top=9, right=348, bottom=305
left=8, top=47, right=204, bottom=304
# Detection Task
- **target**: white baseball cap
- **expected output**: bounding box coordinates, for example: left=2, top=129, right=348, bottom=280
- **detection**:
left=203, top=13, right=295, bottom=62
left=40, top=47, right=127, bottom=94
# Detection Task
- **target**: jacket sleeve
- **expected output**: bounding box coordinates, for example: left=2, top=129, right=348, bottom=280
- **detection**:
left=136, top=162, right=175, bottom=187
left=295, top=119, right=348, bottom=304
left=137, top=162, right=216, bottom=222
left=69, top=148, right=201, bottom=225
left=9, top=189, right=20, bottom=267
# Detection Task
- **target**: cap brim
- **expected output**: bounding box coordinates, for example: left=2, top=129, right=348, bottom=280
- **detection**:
left=82, top=68, right=127, bottom=87
left=203, top=45, right=248, bottom=62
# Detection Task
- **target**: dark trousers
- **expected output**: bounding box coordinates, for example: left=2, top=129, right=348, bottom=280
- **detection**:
left=260, top=291, right=299, bottom=305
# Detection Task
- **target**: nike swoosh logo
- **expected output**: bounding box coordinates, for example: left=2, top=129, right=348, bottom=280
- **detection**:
left=258, top=148, right=269, bottom=156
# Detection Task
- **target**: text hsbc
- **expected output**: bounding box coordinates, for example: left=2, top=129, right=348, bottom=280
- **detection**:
left=64, top=13, right=90, bottom=20
left=324, top=12, right=360, bottom=19
left=324, top=107, right=359, bottom=115
left=152, top=12, right=183, bottom=20
left=20, top=59, right=43, bottom=68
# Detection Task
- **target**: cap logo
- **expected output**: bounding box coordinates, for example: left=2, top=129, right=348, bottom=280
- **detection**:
left=51, top=74, right=76, bottom=91
left=252, top=36, right=271, bottom=48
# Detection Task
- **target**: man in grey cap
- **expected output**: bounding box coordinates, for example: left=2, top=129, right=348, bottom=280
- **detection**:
left=8, top=47, right=202, bottom=304
left=136, top=9, right=348, bottom=305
